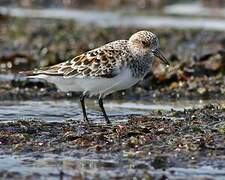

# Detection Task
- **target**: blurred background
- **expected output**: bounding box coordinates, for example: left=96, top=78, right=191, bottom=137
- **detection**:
left=0, top=0, right=225, bottom=101
left=1, top=0, right=225, bottom=10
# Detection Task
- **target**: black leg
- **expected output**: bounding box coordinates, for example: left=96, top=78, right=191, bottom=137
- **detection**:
left=80, top=94, right=89, bottom=123
left=98, top=97, right=110, bottom=124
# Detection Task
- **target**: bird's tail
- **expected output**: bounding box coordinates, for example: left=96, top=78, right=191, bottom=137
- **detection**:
left=19, top=69, right=48, bottom=79
left=19, top=70, right=37, bottom=76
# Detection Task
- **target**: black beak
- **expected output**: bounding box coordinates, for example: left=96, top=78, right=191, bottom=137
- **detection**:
left=153, top=49, right=170, bottom=66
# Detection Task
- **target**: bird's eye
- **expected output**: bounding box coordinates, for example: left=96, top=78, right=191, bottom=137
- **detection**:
left=141, top=41, right=148, bottom=47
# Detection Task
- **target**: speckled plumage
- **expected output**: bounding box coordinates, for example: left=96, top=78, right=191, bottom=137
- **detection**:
left=34, top=40, right=131, bottom=78
left=24, top=31, right=168, bottom=123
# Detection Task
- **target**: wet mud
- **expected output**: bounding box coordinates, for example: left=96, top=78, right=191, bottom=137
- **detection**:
left=0, top=104, right=225, bottom=179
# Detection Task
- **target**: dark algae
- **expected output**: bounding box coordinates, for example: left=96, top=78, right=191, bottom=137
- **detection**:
left=0, top=104, right=225, bottom=178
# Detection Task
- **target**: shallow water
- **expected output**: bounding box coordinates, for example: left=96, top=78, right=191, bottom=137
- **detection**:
left=165, top=3, right=225, bottom=17
left=0, top=99, right=220, bottom=122
left=2, top=6, right=225, bottom=31
left=1, top=154, right=225, bottom=179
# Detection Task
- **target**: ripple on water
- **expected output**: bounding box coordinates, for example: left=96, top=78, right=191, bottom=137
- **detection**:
left=0, top=155, right=225, bottom=179
left=0, top=99, right=221, bottom=122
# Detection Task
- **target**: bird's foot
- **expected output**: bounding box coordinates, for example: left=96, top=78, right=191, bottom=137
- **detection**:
left=83, top=116, right=90, bottom=124
left=105, top=118, right=111, bottom=124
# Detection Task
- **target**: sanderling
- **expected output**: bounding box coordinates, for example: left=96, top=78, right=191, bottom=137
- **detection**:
left=23, top=31, right=169, bottom=124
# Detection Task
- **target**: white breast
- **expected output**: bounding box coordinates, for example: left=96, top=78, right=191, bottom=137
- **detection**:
left=31, top=68, right=140, bottom=97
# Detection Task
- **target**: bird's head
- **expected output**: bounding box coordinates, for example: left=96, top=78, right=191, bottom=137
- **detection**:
left=128, top=31, right=169, bottom=66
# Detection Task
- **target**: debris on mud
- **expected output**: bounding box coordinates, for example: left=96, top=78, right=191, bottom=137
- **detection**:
left=0, top=104, right=224, bottom=156
left=0, top=104, right=225, bottom=179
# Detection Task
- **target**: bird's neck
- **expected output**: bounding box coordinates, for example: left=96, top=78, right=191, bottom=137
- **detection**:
left=129, top=54, right=153, bottom=78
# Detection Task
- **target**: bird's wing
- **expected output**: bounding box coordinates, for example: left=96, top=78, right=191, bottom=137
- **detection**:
left=32, top=47, right=131, bottom=78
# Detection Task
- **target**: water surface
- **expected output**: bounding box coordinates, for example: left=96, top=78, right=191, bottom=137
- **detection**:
left=0, top=99, right=221, bottom=122
left=1, top=154, right=225, bottom=179
left=1, top=6, right=225, bottom=31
